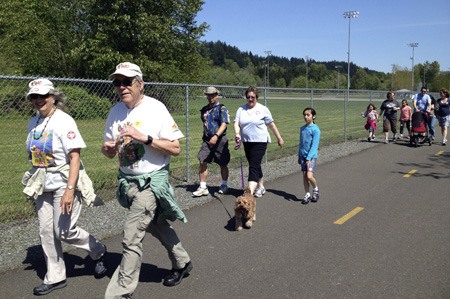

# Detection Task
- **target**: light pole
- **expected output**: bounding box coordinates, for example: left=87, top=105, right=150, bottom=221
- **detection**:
left=305, top=55, right=309, bottom=89
left=263, top=50, right=271, bottom=106
left=335, top=65, right=343, bottom=94
left=407, top=42, right=418, bottom=92
left=343, top=10, right=359, bottom=142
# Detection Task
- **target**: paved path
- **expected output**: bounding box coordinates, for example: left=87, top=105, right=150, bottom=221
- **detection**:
left=1, top=140, right=449, bottom=298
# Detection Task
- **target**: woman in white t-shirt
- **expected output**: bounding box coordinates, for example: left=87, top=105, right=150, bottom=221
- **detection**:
left=234, top=86, right=284, bottom=197
left=25, top=79, right=107, bottom=296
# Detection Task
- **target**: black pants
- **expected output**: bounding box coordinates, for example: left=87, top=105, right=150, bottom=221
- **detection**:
left=243, top=142, right=267, bottom=182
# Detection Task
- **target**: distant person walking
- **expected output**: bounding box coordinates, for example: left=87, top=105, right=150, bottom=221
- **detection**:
left=362, top=103, right=378, bottom=142
left=399, top=99, right=412, bottom=139
left=379, top=91, right=400, bottom=144
left=193, top=86, right=231, bottom=197
left=102, top=62, right=192, bottom=298
left=234, top=86, right=284, bottom=197
left=23, top=79, right=107, bottom=296
left=435, top=88, right=450, bottom=146
left=298, top=107, right=321, bottom=204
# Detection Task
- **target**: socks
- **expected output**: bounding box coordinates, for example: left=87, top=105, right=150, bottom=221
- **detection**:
left=221, top=180, right=228, bottom=186
left=200, top=182, right=207, bottom=189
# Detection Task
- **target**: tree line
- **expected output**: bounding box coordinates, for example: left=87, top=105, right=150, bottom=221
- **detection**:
left=1, top=0, right=449, bottom=92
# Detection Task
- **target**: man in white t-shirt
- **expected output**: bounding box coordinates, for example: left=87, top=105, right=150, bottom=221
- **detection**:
left=102, top=62, right=192, bottom=298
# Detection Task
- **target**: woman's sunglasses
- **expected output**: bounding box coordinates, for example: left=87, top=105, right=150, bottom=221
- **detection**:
left=112, top=78, right=135, bottom=87
left=29, top=94, right=50, bottom=100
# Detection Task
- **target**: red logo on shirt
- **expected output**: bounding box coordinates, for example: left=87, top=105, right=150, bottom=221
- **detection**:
left=67, top=131, right=76, bottom=140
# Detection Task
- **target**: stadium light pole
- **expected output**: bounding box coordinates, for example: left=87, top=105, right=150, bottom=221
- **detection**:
left=335, top=65, right=343, bottom=94
left=264, top=50, right=272, bottom=106
left=407, top=42, right=418, bottom=92
left=305, top=55, right=309, bottom=89
left=343, top=10, right=359, bottom=142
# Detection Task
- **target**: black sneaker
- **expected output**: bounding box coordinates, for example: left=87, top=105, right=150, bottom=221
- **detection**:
left=94, top=246, right=107, bottom=278
left=163, top=261, right=193, bottom=287
left=33, top=280, right=67, bottom=295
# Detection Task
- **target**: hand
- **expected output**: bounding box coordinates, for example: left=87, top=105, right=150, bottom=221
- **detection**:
left=60, top=190, right=74, bottom=215
left=208, top=135, right=218, bottom=145
left=235, top=134, right=241, bottom=144
left=102, top=140, right=117, bottom=158
left=278, top=137, right=284, bottom=148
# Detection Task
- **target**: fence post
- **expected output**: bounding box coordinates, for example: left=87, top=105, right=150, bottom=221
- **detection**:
left=185, top=85, right=190, bottom=182
left=310, top=89, right=314, bottom=108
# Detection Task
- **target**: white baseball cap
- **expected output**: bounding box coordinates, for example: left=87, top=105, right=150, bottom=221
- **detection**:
left=110, top=62, right=143, bottom=78
left=27, top=78, right=55, bottom=96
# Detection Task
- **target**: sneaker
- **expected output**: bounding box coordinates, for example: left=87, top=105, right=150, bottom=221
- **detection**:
left=443, top=139, right=447, bottom=146
left=94, top=246, right=107, bottom=278
left=431, top=136, right=435, bottom=141
left=254, top=187, right=266, bottom=198
left=367, top=137, right=371, bottom=142
left=33, top=280, right=67, bottom=296
left=372, top=135, right=376, bottom=139
left=302, top=193, right=311, bottom=205
left=400, top=134, right=403, bottom=139
left=192, top=187, right=209, bottom=197
left=384, top=139, right=389, bottom=144
left=311, top=189, right=320, bottom=203
left=218, top=184, right=229, bottom=194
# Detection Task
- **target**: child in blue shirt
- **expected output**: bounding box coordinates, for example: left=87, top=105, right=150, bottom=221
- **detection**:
left=298, top=107, right=321, bottom=204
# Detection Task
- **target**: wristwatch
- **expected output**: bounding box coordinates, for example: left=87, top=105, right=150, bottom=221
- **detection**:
left=144, top=135, right=153, bottom=145
left=67, top=185, right=74, bottom=190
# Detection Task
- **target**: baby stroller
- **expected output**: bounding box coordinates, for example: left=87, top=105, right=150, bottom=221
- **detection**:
left=409, top=111, right=432, bottom=147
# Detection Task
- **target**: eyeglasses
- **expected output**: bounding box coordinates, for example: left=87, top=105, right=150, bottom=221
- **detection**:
left=29, top=94, right=50, bottom=100
left=112, top=78, right=135, bottom=87
left=246, top=96, right=256, bottom=99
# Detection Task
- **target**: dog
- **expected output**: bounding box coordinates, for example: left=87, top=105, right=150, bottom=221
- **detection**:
left=234, top=187, right=256, bottom=231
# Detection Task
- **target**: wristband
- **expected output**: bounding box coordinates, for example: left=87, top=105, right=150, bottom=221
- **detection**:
left=214, top=134, right=219, bottom=138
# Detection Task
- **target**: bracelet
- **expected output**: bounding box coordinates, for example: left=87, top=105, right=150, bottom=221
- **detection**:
left=214, top=134, right=219, bottom=138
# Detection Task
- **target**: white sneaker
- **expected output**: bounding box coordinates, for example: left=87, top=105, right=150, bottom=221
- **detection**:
left=443, top=139, right=447, bottom=146
left=302, top=193, right=311, bottom=204
left=218, top=185, right=229, bottom=194
left=384, top=139, right=389, bottom=144
left=193, top=187, right=209, bottom=197
left=254, top=187, right=266, bottom=198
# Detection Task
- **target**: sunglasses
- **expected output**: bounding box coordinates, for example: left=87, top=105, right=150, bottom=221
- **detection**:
left=246, top=96, right=256, bottom=99
left=29, top=94, right=50, bottom=100
left=112, top=78, right=135, bottom=87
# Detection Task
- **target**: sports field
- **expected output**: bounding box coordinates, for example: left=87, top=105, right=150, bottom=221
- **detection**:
left=0, top=94, right=379, bottom=222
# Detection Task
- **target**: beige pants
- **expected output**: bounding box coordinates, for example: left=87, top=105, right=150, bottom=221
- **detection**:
left=105, top=183, right=190, bottom=299
left=36, top=188, right=105, bottom=284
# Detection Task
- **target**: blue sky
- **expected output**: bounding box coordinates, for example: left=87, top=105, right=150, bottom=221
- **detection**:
left=196, top=0, right=450, bottom=74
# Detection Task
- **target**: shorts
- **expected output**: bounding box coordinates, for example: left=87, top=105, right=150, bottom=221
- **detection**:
left=437, top=115, right=450, bottom=127
left=383, top=117, right=397, bottom=133
left=197, top=136, right=230, bottom=166
left=299, top=157, right=317, bottom=173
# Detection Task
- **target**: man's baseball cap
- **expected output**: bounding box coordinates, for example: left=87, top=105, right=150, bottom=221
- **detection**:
left=111, top=62, right=143, bottom=78
left=27, top=78, right=55, bottom=96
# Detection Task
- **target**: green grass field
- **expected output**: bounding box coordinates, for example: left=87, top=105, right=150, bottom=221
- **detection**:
left=0, top=95, right=378, bottom=223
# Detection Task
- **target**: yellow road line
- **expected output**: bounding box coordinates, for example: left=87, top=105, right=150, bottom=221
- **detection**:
left=435, top=150, right=444, bottom=156
left=334, top=207, right=364, bottom=225
left=403, top=169, right=417, bottom=178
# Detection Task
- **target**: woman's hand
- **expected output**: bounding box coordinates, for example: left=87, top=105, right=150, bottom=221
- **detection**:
left=277, top=137, right=284, bottom=148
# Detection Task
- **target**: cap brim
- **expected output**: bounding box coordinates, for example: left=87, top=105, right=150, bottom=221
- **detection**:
left=27, top=87, right=53, bottom=96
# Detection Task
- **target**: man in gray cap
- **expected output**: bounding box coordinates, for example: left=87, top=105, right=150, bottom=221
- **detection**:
left=193, top=86, right=231, bottom=196
left=102, top=62, right=193, bottom=298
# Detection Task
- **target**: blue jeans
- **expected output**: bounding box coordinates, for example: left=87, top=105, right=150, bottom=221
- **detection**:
left=428, top=115, right=436, bottom=137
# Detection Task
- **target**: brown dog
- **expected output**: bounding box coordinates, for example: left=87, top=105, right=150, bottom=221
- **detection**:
left=234, top=187, right=256, bottom=231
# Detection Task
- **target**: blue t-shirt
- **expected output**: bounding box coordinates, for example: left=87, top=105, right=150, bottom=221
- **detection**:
left=414, top=93, right=431, bottom=112
left=299, top=123, right=320, bottom=161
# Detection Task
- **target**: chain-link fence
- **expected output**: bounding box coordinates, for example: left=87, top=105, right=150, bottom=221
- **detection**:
left=1, top=75, right=404, bottom=224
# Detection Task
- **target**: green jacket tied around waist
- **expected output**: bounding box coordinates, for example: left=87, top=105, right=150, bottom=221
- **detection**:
left=117, top=165, right=187, bottom=224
